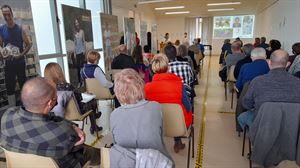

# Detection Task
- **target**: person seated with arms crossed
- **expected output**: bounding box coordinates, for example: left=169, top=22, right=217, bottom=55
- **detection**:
left=44, top=62, right=102, bottom=135
left=144, top=54, right=192, bottom=153
left=110, top=68, right=173, bottom=167
left=238, top=50, right=300, bottom=129
left=0, top=77, right=100, bottom=168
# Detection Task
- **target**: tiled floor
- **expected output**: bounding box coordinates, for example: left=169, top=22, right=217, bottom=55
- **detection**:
left=1, top=55, right=300, bottom=168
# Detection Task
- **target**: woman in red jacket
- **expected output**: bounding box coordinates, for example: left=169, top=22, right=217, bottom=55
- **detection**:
left=144, top=53, right=192, bottom=153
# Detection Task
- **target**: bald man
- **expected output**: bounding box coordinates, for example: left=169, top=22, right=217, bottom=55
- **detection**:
left=238, top=49, right=300, bottom=129
left=111, top=44, right=137, bottom=71
left=0, top=77, right=100, bottom=168
left=225, top=41, right=246, bottom=67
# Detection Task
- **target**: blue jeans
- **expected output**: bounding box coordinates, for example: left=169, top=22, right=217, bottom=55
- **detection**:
left=238, top=111, right=254, bottom=129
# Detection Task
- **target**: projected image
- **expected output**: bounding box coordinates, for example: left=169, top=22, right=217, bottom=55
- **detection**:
left=213, top=15, right=255, bottom=39
left=214, top=16, right=231, bottom=28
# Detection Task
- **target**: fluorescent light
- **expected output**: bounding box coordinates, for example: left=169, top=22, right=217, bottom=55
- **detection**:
left=155, top=6, right=184, bottom=10
left=208, top=8, right=235, bottom=12
left=138, top=0, right=172, bottom=4
left=165, top=11, right=190, bottom=15
left=207, top=2, right=241, bottom=6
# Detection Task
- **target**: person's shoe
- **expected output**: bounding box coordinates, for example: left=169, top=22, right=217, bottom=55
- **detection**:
left=95, top=112, right=102, bottom=119
left=90, top=125, right=103, bottom=134
left=173, top=143, right=185, bottom=153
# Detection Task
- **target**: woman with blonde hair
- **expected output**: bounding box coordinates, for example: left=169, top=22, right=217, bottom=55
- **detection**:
left=44, top=62, right=102, bottom=134
left=144, top=53, right=192, bottom=153
left=110, top=68, right=173, bottom=167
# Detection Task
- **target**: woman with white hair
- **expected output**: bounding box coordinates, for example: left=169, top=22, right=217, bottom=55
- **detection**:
left=110, top=68, right=173, bottom=165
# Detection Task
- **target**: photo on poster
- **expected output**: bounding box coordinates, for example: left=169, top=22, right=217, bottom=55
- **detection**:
left=140, top=21, right=147, bottom=48
left=0, top=0, right=39, bottom=108
left=233, top=28, right=242, bottom=38
left=232, top=16, right=242, bottom=28
left=214, top=16, right=231, bottom=28
left=213, top=28, right=233, bottom=39
left=62, top=4, right=93, bottom=88
left=124, top=17, right=136, bottom=55
left=100, top=13, right=119, bottom=74
left=242, top=15, right=254, bottom=36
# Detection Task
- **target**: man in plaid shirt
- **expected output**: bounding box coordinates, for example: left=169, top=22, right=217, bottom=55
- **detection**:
left=164, top=44, right=194, bottom=95
left=0, top=77, right=99, bottom=168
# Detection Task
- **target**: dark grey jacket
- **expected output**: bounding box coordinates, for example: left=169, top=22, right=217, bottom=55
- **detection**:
left=249, top=102, right=300, bottom=167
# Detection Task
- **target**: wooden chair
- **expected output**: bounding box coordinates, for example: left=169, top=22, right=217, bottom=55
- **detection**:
left=224, top=65, right=236, bottom=108
left=161, top=103, right=194, bottom=168
left=100, top=147, right=110, bottom=168
left=65, top=97, right=92, bottom=131
left=3, top=148, right=59, bottom=168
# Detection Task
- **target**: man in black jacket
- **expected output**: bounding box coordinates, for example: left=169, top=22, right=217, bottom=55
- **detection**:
left=111, top=44, right=137, bottom=71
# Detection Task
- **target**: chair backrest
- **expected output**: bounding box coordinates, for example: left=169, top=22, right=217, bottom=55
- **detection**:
left=111, top=69, right=122, bottom=81
left=4, top=149, right=59, bottom=168
left=195, top=53, right=204, bottom=66
left=227, top=65, right=236, bottom=82
left=85, top=78, right=113, bottom=99
left=65, top=96, right=82, bottom=121
left=100, top=147, right=110, bottom=168
left=161, top=103, right=187, bottom=137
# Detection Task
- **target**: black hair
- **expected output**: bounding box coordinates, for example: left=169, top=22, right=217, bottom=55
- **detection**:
left=144, top=45, right=150, bottom=53
left=1, top=4, right=13, bottom=16
left=164, top=44, right=176, bottom=61
left=270, top=39, right=281, bottom=50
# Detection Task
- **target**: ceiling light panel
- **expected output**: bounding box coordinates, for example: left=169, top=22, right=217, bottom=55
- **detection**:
left=207, top=2, right=241, bottom=6
left=155, top=6, right=184, bottom=10
left=165, top=11, right=190, bottom=15
left=208, top=8, right=235, bottom=11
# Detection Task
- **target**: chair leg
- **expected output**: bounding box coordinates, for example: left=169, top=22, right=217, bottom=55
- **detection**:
left=242, top=126, right=246, bottom=156
left=249, top=136, right=252, bottom=168
left=231, top=87, right=234, bottom=109
left=224, top=82, right=228, bottom=101
left=187, top=135, right=191, bottom=168
left=82, top=120, right=85, bottom=130
left=192, top=126, right=195, bottom=158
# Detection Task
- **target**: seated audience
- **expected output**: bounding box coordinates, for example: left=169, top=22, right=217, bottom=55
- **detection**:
left=111, top=44, right=137, bottom=71
left=177, top=44, right=195, bottom=71
left=132, top=45, right=150, bottom=83
left=253, top=37, right=261, bottom=48
left=238, top=50, right=300, bottom=129
left=164, top=44, right=194, bottom=90
left=288, top=42, right=300, bottom=75
left=144, top=54, right=192, bottom=153
left=110, top=68, right=173, bottom=163
left=81, top=50, right=114, bottom=94
left=225, top=41, right=246, bottom=67
left=197, top=38, right=205, bottom=56
left=258, top=37, right=269, bottom=50
left=143, top=45, right=154, bottom=63
left=0, top=77, right=100, bottom=167
left=219, top=39, right=232, bottom=64
left=234, top=43, right=254, bottom=79
left=235, top=37, right=243, bottom=47
left=235, top=47, right=269, bottom=93
left=266, top=39, right=281, bottom=59
left=174, top=39, right=180, bottom=54
left=44, top=62, right=102, bottom=134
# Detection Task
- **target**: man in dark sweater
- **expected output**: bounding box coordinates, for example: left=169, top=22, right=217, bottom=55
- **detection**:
left=111, top=44, right=137, bottom=71
left=238, top=49, right=300, bottom=129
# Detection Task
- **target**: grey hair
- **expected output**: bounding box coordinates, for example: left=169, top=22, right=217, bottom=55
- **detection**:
left=270, top=49, right=289, bottom=68
left=242, top=43, right=254, bottom=56
left=251, top=47, right=266, bottom=59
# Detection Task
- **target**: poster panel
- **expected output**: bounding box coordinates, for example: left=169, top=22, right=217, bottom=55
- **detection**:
left=140, top=21, right=147, bottom=48
left=124, top=17, right=136, bottom=55
left=151, top=24, right=157, bottom=53
left=62, top=4, right=94, bottom=88
left=100, top=13, right=119, bottom=74
left=0, top=0, right=39, bottom=108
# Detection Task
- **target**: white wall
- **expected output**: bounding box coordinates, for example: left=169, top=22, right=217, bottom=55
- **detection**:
left=112, top=5, right=157, bottom=36
left=156, top=16, right=185, bottom=43
left=255, top=0, right=300, bottom=54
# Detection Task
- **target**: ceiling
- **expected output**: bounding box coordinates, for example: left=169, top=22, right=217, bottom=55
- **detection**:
left=112, top=0, right=277, bottom=18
